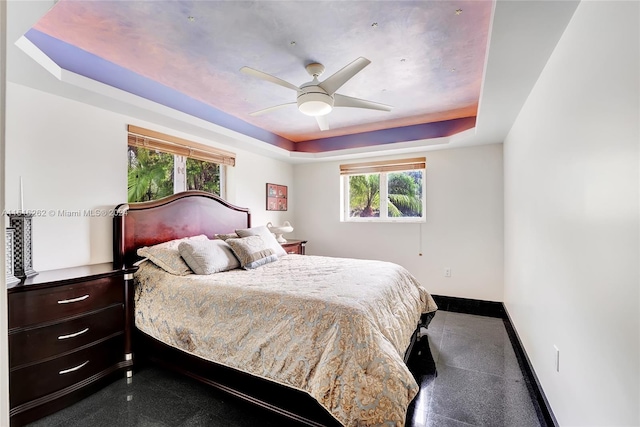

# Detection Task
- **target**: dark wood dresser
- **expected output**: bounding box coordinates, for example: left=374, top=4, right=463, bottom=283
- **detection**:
left=280, top=239, right=307, bottom=255
left=7, top=263, right=137, bottom=426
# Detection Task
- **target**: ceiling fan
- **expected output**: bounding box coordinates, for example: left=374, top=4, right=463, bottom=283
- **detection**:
left=240, top=57, right=392, bottom=131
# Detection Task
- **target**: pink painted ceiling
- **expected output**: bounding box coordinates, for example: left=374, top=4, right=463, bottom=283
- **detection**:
left=31, top=0, right=492, bottom=145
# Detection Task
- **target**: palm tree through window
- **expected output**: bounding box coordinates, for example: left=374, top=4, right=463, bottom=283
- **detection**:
left=341, top=158, right=426, bottom=222
left=128, top=146, right=221, bottom=203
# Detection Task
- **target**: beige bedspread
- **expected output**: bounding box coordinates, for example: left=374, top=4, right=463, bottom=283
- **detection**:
left=134, top=254, right=437, bottom=426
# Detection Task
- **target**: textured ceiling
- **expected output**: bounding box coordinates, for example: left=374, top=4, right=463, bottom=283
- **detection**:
left=26, top=0, right=493, bottom=153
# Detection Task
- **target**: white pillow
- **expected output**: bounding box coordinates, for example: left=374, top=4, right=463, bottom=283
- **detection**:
left=235, top=225, right=287, bottom=257
left=178, top=239, right=240, bottom=274
left=136, top=235, right=208, bottom=275
left=225, top=235, right=278, bottom=270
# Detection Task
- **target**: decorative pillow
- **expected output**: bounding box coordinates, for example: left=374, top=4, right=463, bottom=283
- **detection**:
left=235, top=225, right=287, bottom=257
left=225, top=235, right=278, bottom=270
left=215, top=232, right=239, bottom=241
left=136, top=235, right=208, bottom=275
left=178, top=239, right=240, bottom=275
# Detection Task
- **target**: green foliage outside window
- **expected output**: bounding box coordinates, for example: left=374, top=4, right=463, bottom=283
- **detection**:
left=127, top=146, right=174, bottom=203
left=387, top=171, right=423, bottom=217
left=349, top=174, right=380, bottom=217
left=186, top=158, right=220, bottom=195
left=128, top=146, right=221, bottom=203
left=348, top=170, right=423, bottom=218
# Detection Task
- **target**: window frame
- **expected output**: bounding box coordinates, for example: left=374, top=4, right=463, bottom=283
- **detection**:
left=340, top=158, right=426, bottom=223
left=173, top=154, right=226, bottom=198
left=127, top=126, right=232, bottom=202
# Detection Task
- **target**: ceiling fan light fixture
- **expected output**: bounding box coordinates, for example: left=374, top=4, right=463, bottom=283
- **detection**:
left=297, top=91, right=334, bottom=116
left=298, top=101, right=332, bottom=116
left=242, top=57, right=390, bottom=130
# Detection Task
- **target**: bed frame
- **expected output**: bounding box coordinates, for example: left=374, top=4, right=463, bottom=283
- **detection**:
left=113, top=191, right=429, bottom=426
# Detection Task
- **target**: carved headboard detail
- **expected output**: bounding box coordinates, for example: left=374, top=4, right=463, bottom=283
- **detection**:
left=113, top=191, right=251, bottom=269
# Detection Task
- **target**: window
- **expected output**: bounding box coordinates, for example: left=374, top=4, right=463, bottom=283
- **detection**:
left=127, top=146, right=174, bottom=202
left=186, top=157, right=221, bottom=195
left=127, top=125, right=234, bottom=203
left=340, top=157, right=426, bottom=222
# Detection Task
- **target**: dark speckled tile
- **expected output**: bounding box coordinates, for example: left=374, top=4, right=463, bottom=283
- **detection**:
left=26, top=310, right=542, bottom=427
left=423, top=310, right=445, bottom=364
left=442, top=312, right=506, bottom=341
left=136, top=367, right=230, bottom=411
left=438, top=329, right=522, bottom=379
left=64, top=382, right=198, bottom=427
left=406, top=379, right=434, bottom=427
left=427, top=310, right=446, bottom=334
left=427, top=331, right=443, bottom=364
left=178, top=410, right=226, bottom=427
left=25, top=377, right=148, bottom=427
left=428, top=413, right=476, bottom=427
left=428, top=363, right=539, bottom=427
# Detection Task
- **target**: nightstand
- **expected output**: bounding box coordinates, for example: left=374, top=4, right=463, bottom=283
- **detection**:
left=280, top=239, right=307, bottom=255
left=7, top=263, right=137, bottom=426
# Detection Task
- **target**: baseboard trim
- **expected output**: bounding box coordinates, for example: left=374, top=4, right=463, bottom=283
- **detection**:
left=431, top=295, right=557, bottom=427
left=502, top=306, right=559, bottom=427
left=431, top=294, right=505, bottom=318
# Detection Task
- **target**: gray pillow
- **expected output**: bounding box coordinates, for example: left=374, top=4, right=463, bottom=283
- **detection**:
left=178, top=239, right=240, bottom=275
left=137, top=235, right=208, bottom=275
left=214, top=232, right=239, bottom=241
left=235, top=225, right=287, bottom=257
left=225, top=235, right=278, bottom=270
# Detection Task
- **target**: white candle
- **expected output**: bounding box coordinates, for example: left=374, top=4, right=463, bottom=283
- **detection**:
left=19, top=177, right=24, bottom=212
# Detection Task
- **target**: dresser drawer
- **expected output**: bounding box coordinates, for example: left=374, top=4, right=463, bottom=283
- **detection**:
left=9, top=305, right=124, bottom=368
left=9, top=335, right=124, bottom=408
left=8, top=276, right=123, bottom=329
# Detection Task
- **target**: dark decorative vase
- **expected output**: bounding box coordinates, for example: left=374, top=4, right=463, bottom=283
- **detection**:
left=8, top=213, right=38, bottom=278
left=5, top=228, right=21, bottom=285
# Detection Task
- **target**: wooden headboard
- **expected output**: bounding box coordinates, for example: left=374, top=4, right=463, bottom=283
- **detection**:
left=113, top=191, right=251, bottom=269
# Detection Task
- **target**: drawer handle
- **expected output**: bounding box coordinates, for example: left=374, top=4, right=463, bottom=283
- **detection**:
left=57, top=294, right=89, bottom=304
left=288, top=251, right=296, bottom=254
left=59, top=360, right=89, bottom=375
left=58, top=328, right=89, bottom=340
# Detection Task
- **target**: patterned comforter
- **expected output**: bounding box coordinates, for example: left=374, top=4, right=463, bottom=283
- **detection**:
left=134, top=254, right=437, bottom=426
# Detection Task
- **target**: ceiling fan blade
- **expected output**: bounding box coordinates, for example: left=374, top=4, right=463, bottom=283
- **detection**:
left=318, top=57, right=371, bottom=95
left=316, top=115, right=330, bottom=131
left=249, top=102, right=297, bottom=116
left=333, top=94, right=392, bottom=112
left=240, top=67, right=299, bottom=92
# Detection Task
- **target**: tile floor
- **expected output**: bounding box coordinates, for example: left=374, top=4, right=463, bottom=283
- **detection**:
left=27, top=311, right=543, bottom=427
left=406, top=311, right=542, bottom=427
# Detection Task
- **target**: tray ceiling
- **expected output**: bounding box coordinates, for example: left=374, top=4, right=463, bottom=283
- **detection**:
left=24, top=0, right=493, bottom=153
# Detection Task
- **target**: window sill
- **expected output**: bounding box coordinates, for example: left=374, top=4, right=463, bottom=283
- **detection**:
left=341, top=218, right=426, bottom=224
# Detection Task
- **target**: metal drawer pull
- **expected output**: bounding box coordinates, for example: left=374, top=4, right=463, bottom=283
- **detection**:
left=58, top=328, right=89, bottom=340
left=57, top=294, right=89, bottom=304
left=59, top=360, right=89, bottom=375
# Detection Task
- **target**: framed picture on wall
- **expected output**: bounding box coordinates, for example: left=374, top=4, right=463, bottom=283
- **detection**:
left=266, top=183, right=287, bottom=211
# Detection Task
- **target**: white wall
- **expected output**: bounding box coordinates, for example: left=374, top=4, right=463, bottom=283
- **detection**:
left=1, top=1, right=10, bottom=424
left=293, top=144, right=504, bottom=301
left=5, top=82, right=294, bottom=271
left=503, top=1, right=639, bottom=426
left=226, top=148, right=295, bottom=229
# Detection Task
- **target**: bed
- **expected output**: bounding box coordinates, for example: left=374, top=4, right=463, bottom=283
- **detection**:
left=113, top=191, right=437, bottom=426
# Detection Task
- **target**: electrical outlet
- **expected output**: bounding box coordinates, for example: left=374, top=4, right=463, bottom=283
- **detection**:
left=554, top=345, right=560, bottom=372
left=444, top=268, right=451, bottom=277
